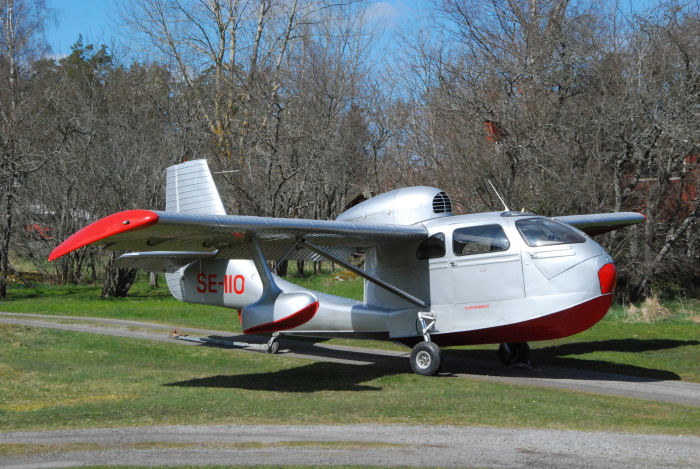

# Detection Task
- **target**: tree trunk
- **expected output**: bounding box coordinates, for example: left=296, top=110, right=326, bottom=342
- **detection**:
left=101, top=253, right=138, bottom=297
left=0, top=190, right=13, bottom=298
left=634, top=203, right=699, bottom=299
left=276, top=259, right=288, bottom=277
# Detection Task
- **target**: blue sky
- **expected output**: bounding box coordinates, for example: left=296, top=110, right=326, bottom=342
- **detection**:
left=45, top=0, right=658, bottom=58
left=45, top=1, right=424, bottom=56
left=46, top=0, right=118, bottom=56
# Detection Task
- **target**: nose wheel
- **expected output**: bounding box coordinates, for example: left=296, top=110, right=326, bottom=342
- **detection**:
left=498, top=342, right=530, bottom=367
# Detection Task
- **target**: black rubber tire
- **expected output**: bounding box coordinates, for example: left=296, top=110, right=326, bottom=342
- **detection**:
left=267, top=338, right=280, bottom=354
left=410, top=341, right=442, bottom=376
left=498, top=342, right=530, bottom=366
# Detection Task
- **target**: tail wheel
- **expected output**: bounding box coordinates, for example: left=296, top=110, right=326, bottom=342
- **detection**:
left=410, top=341, right=442, bottom=376
left=498, top=342, right=530, bottom=367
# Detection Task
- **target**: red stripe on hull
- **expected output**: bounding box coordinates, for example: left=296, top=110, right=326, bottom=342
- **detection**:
left=244, top=301, right=319, bottom=335
left=49, top=210, right=159, bottom=261
left=400, top=294, right=613, bottom=348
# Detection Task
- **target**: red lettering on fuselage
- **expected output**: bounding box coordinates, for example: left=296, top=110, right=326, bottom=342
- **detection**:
left=197, top=273, right=246, bottom=295
left=234, top=275, right=244, bottom=294
left=464, top=304, right=490, bottom=311
left=196, top=272, right=207, bottom=293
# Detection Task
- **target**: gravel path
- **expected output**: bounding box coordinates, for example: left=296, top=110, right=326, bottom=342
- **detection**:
left=1, top=424, right=698, bottom=468
left=2, top=312, right=700, bottom=407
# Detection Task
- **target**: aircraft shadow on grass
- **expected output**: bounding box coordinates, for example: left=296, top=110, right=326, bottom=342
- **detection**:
left=444, top=338, right=699, bottom=382
left=166, top=361, right=400, bottom=392
left=166, top=335, right=698, bottom=391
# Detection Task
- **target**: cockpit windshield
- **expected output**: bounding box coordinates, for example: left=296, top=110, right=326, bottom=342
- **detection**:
left=516, top=218, right=586, bottom=247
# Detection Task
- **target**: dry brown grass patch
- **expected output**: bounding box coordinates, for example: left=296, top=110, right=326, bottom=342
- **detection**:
left=623, top=295, right=671, bottom=323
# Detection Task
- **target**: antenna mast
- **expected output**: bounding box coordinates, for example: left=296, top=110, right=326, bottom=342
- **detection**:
left=487, top=180, right=510, bottom=212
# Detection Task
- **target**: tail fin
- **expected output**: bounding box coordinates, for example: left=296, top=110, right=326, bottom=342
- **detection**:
left=166, top=159, right=226, bottom=215
left=165, top=159, right=226, bottom=300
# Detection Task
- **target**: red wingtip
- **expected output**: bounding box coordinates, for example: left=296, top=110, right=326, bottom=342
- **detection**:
left=48, top=210, right=159, bottom=261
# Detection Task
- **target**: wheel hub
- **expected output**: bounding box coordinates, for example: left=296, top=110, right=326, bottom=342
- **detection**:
left=416, top=350, right=432, bottom=369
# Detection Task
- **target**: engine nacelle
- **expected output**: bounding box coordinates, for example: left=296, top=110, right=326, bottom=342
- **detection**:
left=336, top=186, right=453, bottom=225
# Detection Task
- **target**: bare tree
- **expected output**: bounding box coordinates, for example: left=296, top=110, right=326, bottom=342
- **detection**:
left=393, top=0, right=698, bottom=298
left=597, top=3, right=699, bottom=298
left=120, top=1, right=378, bottom=220
left=0, top=0, right=49, bottom=297
left=22, top=38, right=180, bottom=295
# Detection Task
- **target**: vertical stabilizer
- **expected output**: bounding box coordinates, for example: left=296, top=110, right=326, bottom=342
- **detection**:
left=166, top=159, right=226, bottom=215
left=165, top=159, right=226, bottom=300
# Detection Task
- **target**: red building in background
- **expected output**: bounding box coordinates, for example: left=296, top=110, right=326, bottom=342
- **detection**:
left=633, top=154, right=698, bottom=223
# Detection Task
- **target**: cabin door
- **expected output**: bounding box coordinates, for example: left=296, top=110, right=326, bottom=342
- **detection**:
left=446, top=222, right=525, bottom=305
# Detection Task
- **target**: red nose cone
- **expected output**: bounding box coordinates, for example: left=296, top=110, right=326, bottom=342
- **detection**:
left=598, top=263, right=617, bottom=295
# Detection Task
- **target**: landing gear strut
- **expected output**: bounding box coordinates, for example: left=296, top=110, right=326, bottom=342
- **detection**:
left=410, top=311, right=442, bottom=376
left=498, top=342, right=530, bottom=367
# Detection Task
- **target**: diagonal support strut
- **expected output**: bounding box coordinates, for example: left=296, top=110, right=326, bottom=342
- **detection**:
left=299, top=239, right=428, bottom=308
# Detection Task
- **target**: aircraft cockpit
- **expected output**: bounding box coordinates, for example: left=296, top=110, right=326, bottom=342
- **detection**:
left=420, top=211, right=609, bottom=310
left=515, top=217, right=586, bottom=247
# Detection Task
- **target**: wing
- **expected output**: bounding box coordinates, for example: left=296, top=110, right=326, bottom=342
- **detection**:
left=48, top=209, right=428, bottom=262
left=554, top=212, right=645, bottom=236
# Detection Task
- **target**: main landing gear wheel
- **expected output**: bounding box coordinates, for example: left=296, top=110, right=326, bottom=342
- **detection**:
left=498, top=342, right=530, bottom=367
left=266, top=335, right=280, bottom=354
left=410, top=341, right=442, bottom=376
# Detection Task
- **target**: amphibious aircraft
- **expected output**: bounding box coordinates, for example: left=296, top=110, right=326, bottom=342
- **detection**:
left=49, top=160, right=645, bottom=375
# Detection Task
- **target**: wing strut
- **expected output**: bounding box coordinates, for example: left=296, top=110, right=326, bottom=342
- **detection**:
left=248, top=237, right=282, bottom=298
left=300, top=239, right=429, bottom=308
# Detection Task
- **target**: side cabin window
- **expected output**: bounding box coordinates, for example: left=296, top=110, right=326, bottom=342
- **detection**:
left=417, top=233, right=446, bottom=260
left=516, top=218, right=586, bottom=247
left=453, top=224, right=510, bottom=256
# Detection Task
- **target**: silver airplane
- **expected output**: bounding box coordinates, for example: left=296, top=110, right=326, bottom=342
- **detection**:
left=49, top=160, right=645, bottom=375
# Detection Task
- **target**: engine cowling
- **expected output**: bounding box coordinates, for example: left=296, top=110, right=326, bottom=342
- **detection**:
left=336, top=186, right=453, bottom=225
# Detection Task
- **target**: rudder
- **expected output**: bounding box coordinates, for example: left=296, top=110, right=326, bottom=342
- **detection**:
left=166, top=159, right=226, bottom=215
left=165, top=159, right=226, bottom=300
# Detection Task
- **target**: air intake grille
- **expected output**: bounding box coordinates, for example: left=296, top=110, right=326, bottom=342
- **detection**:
left=432, top=192, right=453, bottom=214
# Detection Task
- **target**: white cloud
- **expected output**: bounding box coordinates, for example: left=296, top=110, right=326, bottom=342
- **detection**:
left=365, top=1, right=402, bottom=27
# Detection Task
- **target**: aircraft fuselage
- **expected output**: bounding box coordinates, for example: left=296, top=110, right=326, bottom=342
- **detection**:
left=170, top=210, right=615, bottom=347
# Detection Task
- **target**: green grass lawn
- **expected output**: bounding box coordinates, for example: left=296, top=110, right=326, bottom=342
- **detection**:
left=2, top=272, right=699, bottom=381
left=1, top=271, right=699, bottom=435
left=1, top=324, right=699, bottom=435
left=447, top=321, right=700, bottom=383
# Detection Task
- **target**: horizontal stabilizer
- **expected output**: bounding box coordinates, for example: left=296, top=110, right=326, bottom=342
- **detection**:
left=117, top=251, right=217, bottom=273
left=554, top=212, right=645, bottom=236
